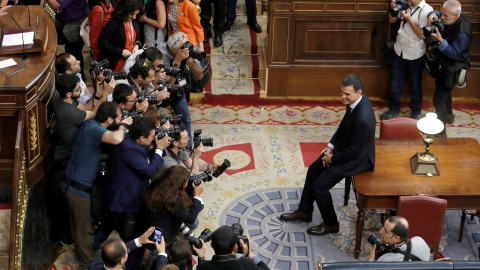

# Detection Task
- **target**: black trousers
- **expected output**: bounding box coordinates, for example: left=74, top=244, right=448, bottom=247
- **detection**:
left=298, top=154, right=342, bottom=226
left=433, top=72, right=456, bottom=134
left=200, top=0, right=225, bottom=36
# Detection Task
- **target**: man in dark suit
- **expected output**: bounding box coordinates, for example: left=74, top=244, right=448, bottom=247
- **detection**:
left=195, top=225, right=270, bottom=270
left=280, top=74, right=376, bottom=236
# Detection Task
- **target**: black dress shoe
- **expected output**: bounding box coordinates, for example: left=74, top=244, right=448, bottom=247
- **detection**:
left=224, top=20, right=234, bottom=31
left=247, top=22, right=262, bottom=33
left=279, top=210, right=312, bottom=222
left=203, top=31, right=212, bottom=45
left=307, top=223, right=340, bottom=236
left=214, top=35, right=223, bottom=47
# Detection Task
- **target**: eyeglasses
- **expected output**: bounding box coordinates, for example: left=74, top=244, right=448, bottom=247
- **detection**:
left=126, top=97, right=138, bottom=103
left=171, top=34, right=187, bottom=48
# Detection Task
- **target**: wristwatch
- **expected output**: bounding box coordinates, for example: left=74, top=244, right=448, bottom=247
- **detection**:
left=172, top=62, right=179, bottom=68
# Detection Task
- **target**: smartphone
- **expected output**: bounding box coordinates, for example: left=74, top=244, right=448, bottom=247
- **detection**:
left=149, top=226, right=163, bottom=243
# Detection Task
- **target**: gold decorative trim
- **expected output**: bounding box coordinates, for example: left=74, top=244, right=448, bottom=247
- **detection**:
left=0, top=95, right=17, bottom=105
left=29, top=114, right=38, bottom=152
left=274, top=2, right=291, bottom=11
left=293, top=1, right=324, bottom=11
left=14, top=152, right=28, bottom=269
left=325, top=3, right=357, bottom=12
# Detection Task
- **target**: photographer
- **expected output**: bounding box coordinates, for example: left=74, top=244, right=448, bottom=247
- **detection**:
left=195, top=225, right=270, bottom=270
left=381, top=0, right=433, bottom=120
left=102, top=117, right=170, bottom=245
left=158, top=124, right=219, bottom=175
left=112, top=83, right=149, bottom=114
left=138, top=165, right=205, bottom=244
left=368, top=216, right=430, bottom=262
left=117, top=58, right=170, bottom=104
left=427, top=0, right=471, bottom=135
left=63, top=102, right=132, bottom=270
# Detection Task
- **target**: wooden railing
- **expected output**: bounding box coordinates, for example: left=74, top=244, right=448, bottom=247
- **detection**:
left=9, top=110, right=28, bottom=270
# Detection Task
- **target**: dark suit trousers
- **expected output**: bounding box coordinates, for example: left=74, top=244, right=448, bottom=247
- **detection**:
left=298, top=154, right=342, bottom=226
left=200, top=0, right=225, bottom=36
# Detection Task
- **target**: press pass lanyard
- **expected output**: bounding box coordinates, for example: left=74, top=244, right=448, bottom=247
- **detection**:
left=402, top=6, right=420, bottom=27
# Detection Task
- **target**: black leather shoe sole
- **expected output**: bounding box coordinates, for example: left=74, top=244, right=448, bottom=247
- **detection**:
left=307, top=223, right=339, bottom=236
left=279, top=213, right=312, bottom=223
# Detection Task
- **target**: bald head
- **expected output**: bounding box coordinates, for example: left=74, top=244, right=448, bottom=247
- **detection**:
left=102, top=239, right=127, bottom=268
left=388, top=216, right=410, bottom=242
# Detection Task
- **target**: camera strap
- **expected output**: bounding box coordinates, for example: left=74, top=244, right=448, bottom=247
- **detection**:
left=391, top=239, right=423, bottom=261
left=402, top=6, right=421, bottom=28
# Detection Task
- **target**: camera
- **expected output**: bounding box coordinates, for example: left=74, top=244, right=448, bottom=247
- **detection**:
left=155, top=125, right=181, bottom=140
left=136, top=91, right=159, bottom=104
left=179, top=223, right=195, bottom=238
left=103, top=69, right=127, bottom=83
left=99, top=153, right=109, bottom=176
left=423, top=18, right=445, bottom=37
left=158, top=64, right=182, bottom=77
left=212, top=159, right=231, bottom=177
left=187, top=228, right=214, bottom=249
left=160, top=113, right=183, bottom=126
left=231, top=223, right=249, bottom=254
left=390, top=0, right=409, bottom=17
left=367, top=234, right=389, bottom=252
left=193, top=129, right=213, bottom=148
left=90, top=59, right=109, bottom=75
left=156, top=79, right=183, bottom=96
left=122, top=109, right=144, bottom=119
left=189, top=169, right=213, bottom=186
left=181, top=41, right=207, bottom=61
left=149, top=226, right=163, bottom=243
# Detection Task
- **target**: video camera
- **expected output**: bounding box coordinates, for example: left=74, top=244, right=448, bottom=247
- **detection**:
left=158, top=64, right=182, bottom=77
left=160, top=113, right=182, bottom=126
left=90, top=59, right=109, bottom=75
left=390, top=0, right=409, bottom=17
left=122, top=109, right=144, bottom=119
left=155, top=125, right=180, bottom=140
left=181, top=41, right=207, bottom=61
left=367, top=234, right=389, bottom=252
left=103, top=69, right=127, bottom=83
left=231, top=223, right=249, bottom=254
left=193, top=129, right=213, bottom=148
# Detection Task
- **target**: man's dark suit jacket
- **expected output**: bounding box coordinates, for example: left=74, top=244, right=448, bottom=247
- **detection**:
left=98, top=18, right=141, bottom=71
left=88, top=240, right=168, bottom=270
left=197, top=254, right=270, bottom=270
left=104, top=134, right=164, bottom=214
left=329, top=93, right=376, bottom=176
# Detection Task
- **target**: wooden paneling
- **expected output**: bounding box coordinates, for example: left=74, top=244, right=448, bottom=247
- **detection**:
left=267, top=0, right=480, bottom=98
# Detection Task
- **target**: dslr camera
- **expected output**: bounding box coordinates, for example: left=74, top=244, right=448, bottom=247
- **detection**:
left=122, top=109, right=144, bottom=119
left=156, top=79, right=183, bottom=96
left=181, top=41, right=207, bottom=61
left=90, top=59, right=109, bottom=75
left=193, top=129, right=213, bottom=148
left=179, top=224, right=213, bottom=252
left=155, top=125, right=181, bottom=140
left=160, top=113, right=183, bottom=126
left=103, top=69, right=127, bottom=83
left=390, top=0, right=409, bottom=17
left=231, top=223, right=249, bottom=254
left=367, top=234, right=389, bottom=252
left=423, top=18, right=445, bottom=37
left=212, top=159, right=231, bottom=177
left=158, top=64, right=182, bottom=78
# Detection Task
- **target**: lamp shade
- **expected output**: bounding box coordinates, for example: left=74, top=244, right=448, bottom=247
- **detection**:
left=417, top=113, right=444, bottom=135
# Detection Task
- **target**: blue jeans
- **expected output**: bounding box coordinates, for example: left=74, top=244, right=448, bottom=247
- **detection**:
left=389, top=53, right=424, bottom=113
left=172, top=96, right=193, bottom=148
left=226, top=0, right=257, bottom=24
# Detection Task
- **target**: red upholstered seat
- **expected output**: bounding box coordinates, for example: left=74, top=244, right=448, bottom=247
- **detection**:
left=380, top=117, right=423, bottom=138
left=397, top=195, right=447, bottom=260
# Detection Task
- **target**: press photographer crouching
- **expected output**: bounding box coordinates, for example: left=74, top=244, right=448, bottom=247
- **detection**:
left=425, top=0, right=471, bottom=135
left=194, top=225, right=270, bottom=270
left=368, top=216, right=430, bottom=262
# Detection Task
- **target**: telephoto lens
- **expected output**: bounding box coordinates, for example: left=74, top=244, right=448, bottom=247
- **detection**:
left=212, top=159, right=231, bottom=177
left=179, top=223, right=195, bottom=238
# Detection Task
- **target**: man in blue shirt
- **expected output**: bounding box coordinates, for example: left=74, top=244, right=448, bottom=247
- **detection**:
left=427, top=0, right=471, bottom=136
left=64, top=102, right=132, bottom=270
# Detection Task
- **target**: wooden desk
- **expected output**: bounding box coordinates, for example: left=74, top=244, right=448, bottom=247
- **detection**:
left=353, top=138, right=480, bottom=259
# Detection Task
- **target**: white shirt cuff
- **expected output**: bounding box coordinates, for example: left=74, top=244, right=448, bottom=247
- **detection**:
left=155, top=149, right=164, bottom=156
left=327, top=143, right=335, bottom=150
left=158, top=252, right=168, bottom=258
left=193, top=196, right=204, bottom=205
left=134, top=238, right=141, bottom=248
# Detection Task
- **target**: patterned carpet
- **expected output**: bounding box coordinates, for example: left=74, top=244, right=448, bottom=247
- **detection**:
left=47, top=100, right=480, bottom=269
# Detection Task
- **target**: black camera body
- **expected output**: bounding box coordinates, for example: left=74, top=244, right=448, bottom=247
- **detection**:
left=390, top=0, right=409, bottom=17
left=155, top=125, right=180, bottom=140
left=367, top=234, right=389, bottom=252
left=103, top=69, right=127, bottom=83
left=193, top=129, right=213, bottom=148
left=156, top=79, right=183, bottom=96
left=158, top=64, right=181, bottom=77
left=188, top=228, right=214, bottom=249
left=90, top=59, right=109, bottom=75
left=189, top=169, right=213, bottom=186
left=99, top=153, right=109, bottom=176
left=423, top=18, right=445, bottom=37
left=231, top=223, right=249, bottom=254
left=212, top=159, right=231, bottom=177
left=122, top=109, right=144, bottom=120
left=160, top=113, right=183, bottom=126
left=181, top=41, right=207, bottom=61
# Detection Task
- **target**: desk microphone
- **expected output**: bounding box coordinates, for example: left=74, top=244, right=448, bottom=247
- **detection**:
left=21, top=3, right=31, bottom=26
left=9, top=14, right=28, bottom=60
